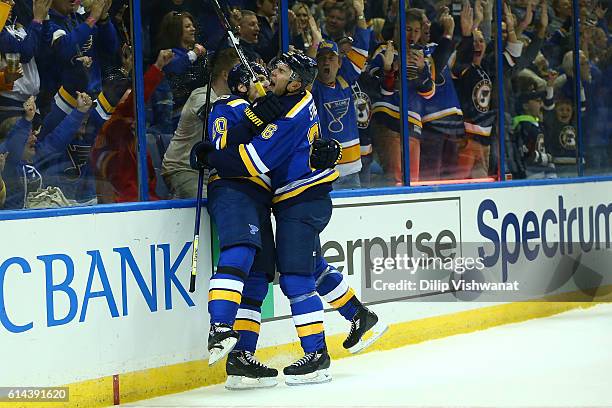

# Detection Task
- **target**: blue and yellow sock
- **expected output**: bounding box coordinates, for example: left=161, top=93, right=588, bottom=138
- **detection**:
left=281, top=274, right=326, bottom=353
left=233, top=271, right=269, bottom=352
left=315, top=257, right=360, bottom=321
left=208, top=245, right=256, bottom=325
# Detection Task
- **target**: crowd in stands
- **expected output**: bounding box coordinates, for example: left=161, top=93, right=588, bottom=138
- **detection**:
left=0, top=0, right=610, bottom=209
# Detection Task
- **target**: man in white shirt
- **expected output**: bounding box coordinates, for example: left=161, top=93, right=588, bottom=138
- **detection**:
left=161, top=48, right=238, bottom=198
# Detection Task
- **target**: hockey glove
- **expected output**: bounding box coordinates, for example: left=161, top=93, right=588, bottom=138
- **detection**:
left=190, top=141, right=215, bottom=170
left=243, top=92, right=284, bottom=134
left=310, top=138, right=343, bottom=170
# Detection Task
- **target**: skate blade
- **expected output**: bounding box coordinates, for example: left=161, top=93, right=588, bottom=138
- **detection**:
left=208, top=337, right=238, bottom=366
left=348, top=320, right=389, bottom=354
left=285, top=369, right=332, bottom=386
left=225, top=375, right=278, bottom=390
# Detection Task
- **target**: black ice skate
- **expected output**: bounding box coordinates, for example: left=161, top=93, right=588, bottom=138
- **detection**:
left=283, top=348, right=331, bottom=385
left=208, top=323, right=240, bottom=366
left=225, top=350, right=278, bottom=390
left=343, top=307, right=388, bottom=354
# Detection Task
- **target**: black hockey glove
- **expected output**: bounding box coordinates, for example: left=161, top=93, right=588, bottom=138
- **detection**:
left=243, top=92, right=284, bottom=134
left=190, top=141, right=215, bottom=170
left=310, top=138, right=343, bottom=170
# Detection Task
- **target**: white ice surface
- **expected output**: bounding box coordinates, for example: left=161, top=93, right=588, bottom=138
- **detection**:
left=123, top=303, right=612, bottom=407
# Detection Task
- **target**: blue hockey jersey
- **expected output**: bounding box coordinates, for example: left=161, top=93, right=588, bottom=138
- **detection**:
left=208, top=91, right=339, bottom=208
left=41, top=9, right=119, bottom=95
left=368, top=43, right=435, bottom=137
left=451, top=36, right=496, bottom=144
left=34, top=86, right=117, bottom=201
left=311, top=26, right=370, bottom=177
left=1, top=111, right=86, bottom=209
left=207, top=94, right=273, bottom=204
left=421, top=43, right=464, bottom=136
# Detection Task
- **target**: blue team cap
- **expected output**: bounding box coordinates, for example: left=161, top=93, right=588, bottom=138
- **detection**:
left=316, top=40, right=339, bottom=57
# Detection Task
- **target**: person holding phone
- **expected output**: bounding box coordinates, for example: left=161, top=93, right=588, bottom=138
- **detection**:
left=368, top=9, right=434, bottom=184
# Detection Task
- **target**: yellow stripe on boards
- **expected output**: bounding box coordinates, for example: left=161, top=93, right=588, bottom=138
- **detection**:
left=34, top=286, right=611, bottom=407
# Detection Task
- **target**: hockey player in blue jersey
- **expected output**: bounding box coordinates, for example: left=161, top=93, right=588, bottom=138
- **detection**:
left=191, top=53, right=384, bottom=383
left=193, top=56, right=386, bottom=387
left=197, top=62, right=282, bottom=378
left=208, top=51, right=337, bottom=385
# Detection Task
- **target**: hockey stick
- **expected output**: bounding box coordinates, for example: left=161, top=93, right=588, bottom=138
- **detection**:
left=189, top=0, right=269, bottom=292
left=189, top=50, right=216, bottom=293
left=209, top=0, right=267, bottom=97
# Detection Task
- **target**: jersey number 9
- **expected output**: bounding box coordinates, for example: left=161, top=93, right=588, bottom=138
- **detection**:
left=213, top=117, right=228, bottom=148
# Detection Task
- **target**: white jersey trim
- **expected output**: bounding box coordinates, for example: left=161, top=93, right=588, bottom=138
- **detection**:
left=246, top=143, right=270, bottom=174
left=274, top=168, right=335, bottom=196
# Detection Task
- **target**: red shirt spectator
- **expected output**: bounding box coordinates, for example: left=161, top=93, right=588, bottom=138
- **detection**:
left=92, top=50, right=174, bottom=203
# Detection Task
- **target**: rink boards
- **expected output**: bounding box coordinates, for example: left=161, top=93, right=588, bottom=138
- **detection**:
left=1, top=179, right=612, bottom=406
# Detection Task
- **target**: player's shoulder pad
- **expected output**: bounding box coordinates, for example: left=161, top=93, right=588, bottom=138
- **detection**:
left=212, top=94, right=249, bottom=109
left=284, top=91, right=314, bottom=119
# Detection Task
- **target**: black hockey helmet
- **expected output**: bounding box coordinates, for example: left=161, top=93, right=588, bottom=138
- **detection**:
left=227, top=62, right=269, bottom=97
left=269, top=50, right=318, bottom=91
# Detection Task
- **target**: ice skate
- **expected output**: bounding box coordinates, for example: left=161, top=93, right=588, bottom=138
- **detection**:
left=224, top=350, right=278, bottom=390
left=283, top=348, right=332, bottom=385
left=343, top=307, right=388, bottom=354
left=208, top=323, right=240, bottom=366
